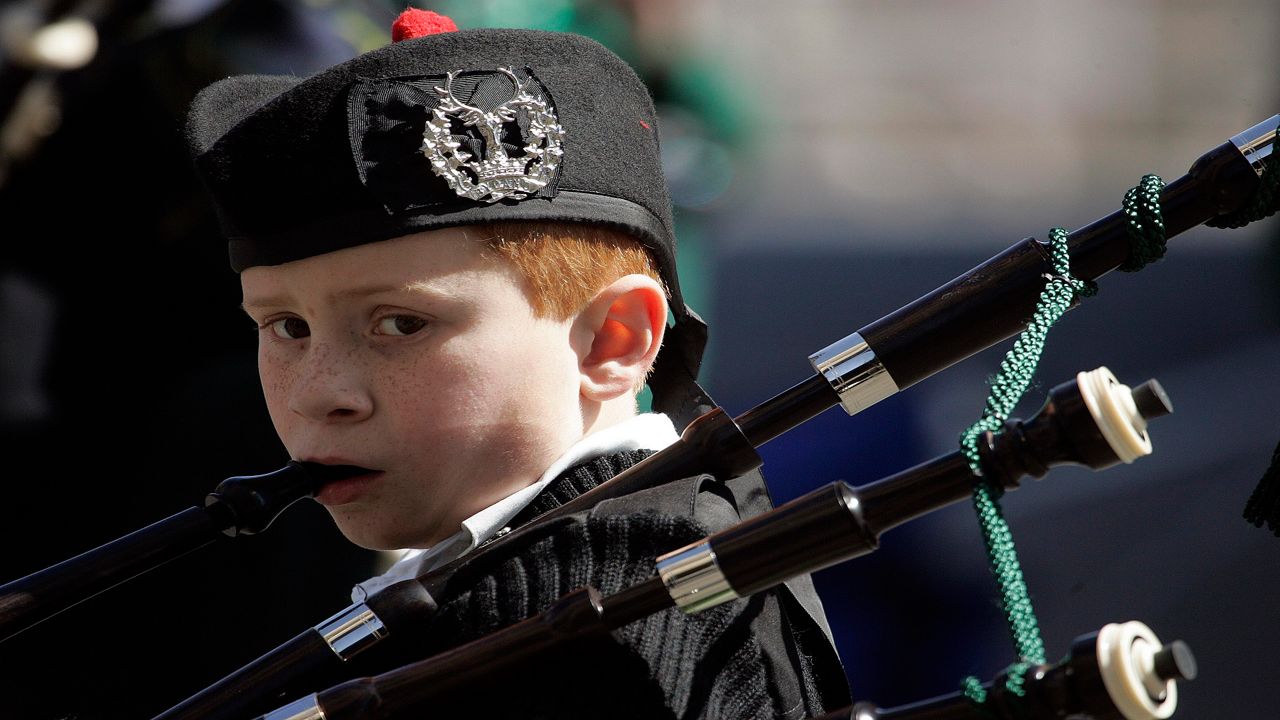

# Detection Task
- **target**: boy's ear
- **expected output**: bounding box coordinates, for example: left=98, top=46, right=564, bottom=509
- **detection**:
left=576, top=274, right=668, bottom=402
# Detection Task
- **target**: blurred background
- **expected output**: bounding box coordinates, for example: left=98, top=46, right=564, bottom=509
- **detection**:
left=0, top=0, right=1276, bottom=717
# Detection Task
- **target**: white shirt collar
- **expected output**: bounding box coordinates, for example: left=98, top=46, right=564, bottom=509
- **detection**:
left=352, top=413, right=679, bottom=600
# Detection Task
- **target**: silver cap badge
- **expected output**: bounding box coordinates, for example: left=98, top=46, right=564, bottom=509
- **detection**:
left=421, top=67, right=565, bottom=203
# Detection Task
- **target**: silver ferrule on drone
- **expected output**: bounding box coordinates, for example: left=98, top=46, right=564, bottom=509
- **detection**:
left=809, top=332, right=900, bottom=415
left=259, top=694, right=325, bottom=720
left=1230, top=114, right=1278, bottom=176
left=314, top=603, right=388, bottom=661
left=655, top=541, right=739, bottom=614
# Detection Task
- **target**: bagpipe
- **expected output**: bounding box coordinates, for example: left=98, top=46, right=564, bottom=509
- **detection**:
left=1, top=114, right=1276, bottom=719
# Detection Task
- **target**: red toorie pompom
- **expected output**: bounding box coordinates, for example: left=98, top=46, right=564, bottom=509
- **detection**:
left=391, top=8, right=458, bottom=42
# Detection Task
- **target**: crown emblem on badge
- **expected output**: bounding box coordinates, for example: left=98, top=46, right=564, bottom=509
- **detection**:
left=421, top=67, right=565, bottom=203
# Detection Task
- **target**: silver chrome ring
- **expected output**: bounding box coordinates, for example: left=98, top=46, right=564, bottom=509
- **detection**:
left=809, top=332, right=899, bottom=415
left=314, top=603, right=388, bottom=661
left=260, top=694, right=326, bottom=720
left=1230, top=115, right=1279, bottom=177
left=655, top=541, right=739, bottom=614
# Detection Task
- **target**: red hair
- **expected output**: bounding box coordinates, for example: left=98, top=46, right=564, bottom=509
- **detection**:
left=474, top=222, right=668, bottom=321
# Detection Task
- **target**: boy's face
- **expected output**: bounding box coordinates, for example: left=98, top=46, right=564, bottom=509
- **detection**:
left=240, top=229, right=587, bottom=550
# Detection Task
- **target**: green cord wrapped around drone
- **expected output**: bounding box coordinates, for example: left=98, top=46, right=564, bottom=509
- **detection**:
left=958, top=226, right=1099, bottom=669
left=958, top=169, right=1175, bottom=702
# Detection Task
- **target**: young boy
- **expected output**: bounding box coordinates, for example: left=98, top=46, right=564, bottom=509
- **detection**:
left=188, top=10, right=847, bottom=718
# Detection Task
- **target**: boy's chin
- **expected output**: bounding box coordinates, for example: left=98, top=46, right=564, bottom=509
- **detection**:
left=327, top=511, right=428, bottom=552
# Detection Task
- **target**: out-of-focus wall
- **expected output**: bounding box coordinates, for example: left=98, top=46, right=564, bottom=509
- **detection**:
left=685, top=0, right=1278, bottom=246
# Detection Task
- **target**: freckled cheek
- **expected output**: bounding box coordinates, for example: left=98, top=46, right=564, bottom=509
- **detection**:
left=391, top=348, right=474, bottom=414
left=383, top=340, right=516, bottom=445
left=257, top=347, right=298, bottom=431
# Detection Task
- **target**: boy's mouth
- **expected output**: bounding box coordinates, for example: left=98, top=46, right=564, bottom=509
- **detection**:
left=300, top=460, right=384, bottom=506
left=314, top=471, right=384, bottom=506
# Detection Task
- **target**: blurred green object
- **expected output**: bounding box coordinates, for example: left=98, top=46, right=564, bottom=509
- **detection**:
left=432, top=0, right=632, bottom=59
left=433, top=0, right=577, bottom=31
left=333, top=7, right=394, bottom=53
left=667, top=60, right=751, bottom=147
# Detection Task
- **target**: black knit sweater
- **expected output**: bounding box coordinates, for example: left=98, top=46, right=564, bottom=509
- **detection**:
left=411, top=450, right=846, bottom=719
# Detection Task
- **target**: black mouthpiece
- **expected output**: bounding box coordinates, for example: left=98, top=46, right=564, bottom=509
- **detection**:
left=207, top=461, right=367, bottom=536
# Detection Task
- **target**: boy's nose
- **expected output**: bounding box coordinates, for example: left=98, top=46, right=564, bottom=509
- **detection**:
left=286, top=344, right=374, bottom=423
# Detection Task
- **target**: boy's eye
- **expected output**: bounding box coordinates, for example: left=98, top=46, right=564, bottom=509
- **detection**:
left=376, top=315, right=428, bottom=336
left=266, top=317, right=310, bottom=340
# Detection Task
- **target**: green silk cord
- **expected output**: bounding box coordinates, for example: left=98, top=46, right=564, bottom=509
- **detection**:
left=1118, top=174, right=1168, bottom=272
left=959, top=172, right=1175, bottom=713
left=958, top=226, right=1094, bottom=666
left=961, top=663, right=1035, bottom=719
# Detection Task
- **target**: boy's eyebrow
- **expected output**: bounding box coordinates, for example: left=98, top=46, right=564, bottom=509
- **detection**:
left=241, top=283, right=434, bottom=311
